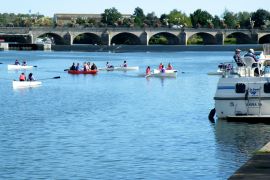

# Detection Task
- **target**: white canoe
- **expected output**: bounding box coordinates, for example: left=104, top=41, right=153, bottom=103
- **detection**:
left=147, top=69, right=177, bottom=78
left=8, top=64, right=34, bottom=70
left=99, top=66, right=139, bottom=71
left=153, top=69, right=178, bottom=74
left=13, top=81, right=42, bottom=89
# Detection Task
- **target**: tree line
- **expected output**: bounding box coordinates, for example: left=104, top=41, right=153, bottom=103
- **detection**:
left=0, top=7, right=270, bottom=29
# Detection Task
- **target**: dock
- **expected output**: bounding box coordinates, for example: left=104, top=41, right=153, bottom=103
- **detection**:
left=229, top=142, right=270, bottom=179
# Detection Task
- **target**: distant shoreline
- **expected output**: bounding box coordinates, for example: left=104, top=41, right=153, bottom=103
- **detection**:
left=52, top=44, right=263, bottom=53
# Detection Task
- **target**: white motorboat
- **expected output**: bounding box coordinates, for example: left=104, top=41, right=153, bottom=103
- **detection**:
left=13, top=81, right=42, bottom=89
left=8, top=64, right=34, bottom=70
left=98, top=66, right=139, bottom=71
left=212, top=52, right=270, bottom=120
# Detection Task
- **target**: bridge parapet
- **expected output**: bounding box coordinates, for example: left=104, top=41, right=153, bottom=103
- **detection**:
left=0, top=27, right=270, bottom=45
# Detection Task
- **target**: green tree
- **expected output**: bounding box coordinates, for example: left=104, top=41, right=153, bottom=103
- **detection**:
left=223, top=9, right=238, bottom=28
left=237, top=11, right=251, bottom=28
left=101, top=7, right=122, bottom=26
left=251, top=9, right=270, bottom=28
left=190, top=9, right=213, bottom=28
left=76, top=17, right=86, bottom=25
left=212, top=15, right=221, bottom=28
left=144, top=12, right=159, bottom=27
left=167, top=9, right=191, bottom=27
left=159, top=14, right=169, bottom=27
left=133, top=7, right=145, bottom=27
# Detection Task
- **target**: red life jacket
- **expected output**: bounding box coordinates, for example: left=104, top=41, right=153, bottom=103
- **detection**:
left=19, top=74, right=25, bottom=81
left=167, top=65, right=173, bottom=70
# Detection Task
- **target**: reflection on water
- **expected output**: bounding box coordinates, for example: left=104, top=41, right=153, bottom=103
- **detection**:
left=214, top=119, right=270, bottom=177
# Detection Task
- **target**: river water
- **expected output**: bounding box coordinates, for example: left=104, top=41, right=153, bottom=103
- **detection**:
left=1, top=50, right=270, bottom=179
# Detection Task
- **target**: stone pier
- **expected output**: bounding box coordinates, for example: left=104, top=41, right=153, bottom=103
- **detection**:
left=229, top=142, right=270, bottom=179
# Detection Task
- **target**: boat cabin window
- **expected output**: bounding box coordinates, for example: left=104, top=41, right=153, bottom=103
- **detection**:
left=264, top=83, right=270, bottom=93
left=235, top=83, right=246, bottom=93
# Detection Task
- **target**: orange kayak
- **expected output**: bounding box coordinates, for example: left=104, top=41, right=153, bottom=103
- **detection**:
left=68, top=70, right=98, bottom=74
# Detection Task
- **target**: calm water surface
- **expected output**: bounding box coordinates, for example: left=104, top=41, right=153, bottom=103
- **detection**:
left=1, top=50, right=270, bottom=179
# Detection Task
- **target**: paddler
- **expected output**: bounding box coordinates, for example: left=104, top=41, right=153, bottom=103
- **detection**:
left=123, top=60, right=127, bottom=67
left=27, top=73, right=35, bottom=81
left=19, top=73, right=26, bottom=81
left=146, top=66, right=151, bottom=75
left=166, top=63, right=173, bottom=70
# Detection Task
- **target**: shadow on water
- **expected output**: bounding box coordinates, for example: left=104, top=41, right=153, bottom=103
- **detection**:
left=213, top=119, right=270, bottom=178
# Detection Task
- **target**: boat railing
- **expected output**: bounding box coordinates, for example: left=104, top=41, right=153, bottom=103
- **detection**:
left=220, top=58, right=263, bottom=78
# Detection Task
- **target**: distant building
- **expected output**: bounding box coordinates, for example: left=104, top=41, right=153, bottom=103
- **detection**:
left=54, top=14, right=101, bottom=25
left=53, top=13, right=132, bottom=26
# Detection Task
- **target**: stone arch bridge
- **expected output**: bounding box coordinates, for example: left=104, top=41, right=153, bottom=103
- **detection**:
left=0, top=27, right=270, bottom=45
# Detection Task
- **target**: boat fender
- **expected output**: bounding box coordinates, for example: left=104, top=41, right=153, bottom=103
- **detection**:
left=208, top=108, right=216, bottom=123
left=264, top=83, right=270, bottom=93
left=245, top=89, right=249, bottom=100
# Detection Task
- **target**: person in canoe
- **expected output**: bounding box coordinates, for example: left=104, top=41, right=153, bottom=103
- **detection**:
left=83, top=62, right=88, bottom=71
left=158, top=63, right=163, bottom=70
left=19, top=72, right=26, bottom=81
left=146, top=66, right=151, bottom=75
left=106, top=62, right=114, bottom=68
left=122, top=60, right=127, bottom=67
left=22, top=60, right=27, bottom=66
left=87, top=62, right=91, bottom=70
left=166, top=63, right=173, bottom=70
left=70, top=62, right=76, bottom=70
left=27, top=73, right=35, bottom=81
left=75, top=63, right=80, bottom=71
left=160, top=65, right=166, bottom=73
left=14, top=59, right=20, bottom=65
left=91, top=63, right=97, bottom=70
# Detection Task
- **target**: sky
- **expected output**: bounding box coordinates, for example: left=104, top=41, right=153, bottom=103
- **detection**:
left=1, top=0, right=269, bottom=17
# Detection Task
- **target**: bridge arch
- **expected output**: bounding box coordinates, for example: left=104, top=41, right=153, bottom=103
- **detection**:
left=37, top=33, right=65, bottom=45
left=187, top=32, right=216, bottom=45
left=73, top=33, right=101, bottom=45
left=259, top=34, right=270, bottom=44
left=225, top=32, right=251, bottom=44
left=149, top=32, right=179, bottom=45
left=111, top=32, right=141, bottom=45
left=0, top=34, right=30, bottom=44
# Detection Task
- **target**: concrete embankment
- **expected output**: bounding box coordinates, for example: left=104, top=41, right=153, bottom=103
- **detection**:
left=52, top=44, right=263, bottom=53
left=229, top=142, right=270, bottom=179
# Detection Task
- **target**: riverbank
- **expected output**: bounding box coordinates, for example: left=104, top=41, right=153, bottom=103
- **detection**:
left=52, top=44, right=263, bottom=53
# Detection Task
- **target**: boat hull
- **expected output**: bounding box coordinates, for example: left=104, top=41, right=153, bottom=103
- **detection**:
left=149, top=69, right=177, bottom=77
left=13, top=81, right=42, bottom=89
left=68, top=70, right=98, bottom=74
left=214, top=77, right=270, bottom=120
left=8, top=65, right=33, bottom=70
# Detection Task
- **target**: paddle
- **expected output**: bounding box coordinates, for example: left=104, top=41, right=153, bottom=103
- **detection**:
left=64, top=69, right=69, bottom=71
left=38, top=76, right=61, bottom=81
left=0, top=62, right=3, bottom=64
